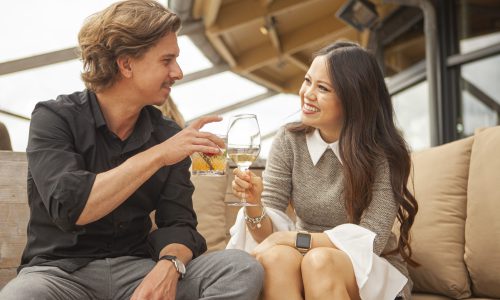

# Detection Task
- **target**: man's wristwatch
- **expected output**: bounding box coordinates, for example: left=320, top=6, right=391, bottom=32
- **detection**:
left=159, top=255, right=186, bottom=279
left=295, top=231, right=312, bottom=254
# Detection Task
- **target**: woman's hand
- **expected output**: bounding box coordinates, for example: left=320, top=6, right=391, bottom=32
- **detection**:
left=157, top=115, right=225, bottom=166
left=251, top=231, right=295, bottom=258
left=130, top=260, right=180, bottom=300
left=231, top=168, right=263, bottom=205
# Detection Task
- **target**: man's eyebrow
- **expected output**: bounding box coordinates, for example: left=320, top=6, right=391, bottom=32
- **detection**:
left=160, top=53, right=178, bottom=58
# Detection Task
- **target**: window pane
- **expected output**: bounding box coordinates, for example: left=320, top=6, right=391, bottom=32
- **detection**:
left=461, top=91, right=498, bottom=136
left=0, top=60, right=85, bottom=117
left=177, top=36, right=213, bottom=74
left=171, top=71, right=267, bottom=121
left=460, top=53, right=500, bottom=136
left=457, top=0, right=500, bottom=54
left=382, top=11, right=425, bottom=77
left=392, top=81, right=431, bottom=151
left=0, top=0, right=118, bottom=63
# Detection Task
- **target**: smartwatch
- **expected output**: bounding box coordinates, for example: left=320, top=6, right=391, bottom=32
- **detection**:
left=159, top=255, right=186, bottom=279
left=295, top=231, right=312, bottom=254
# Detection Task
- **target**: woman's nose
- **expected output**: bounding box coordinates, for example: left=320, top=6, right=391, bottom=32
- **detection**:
left=305, top=88, right=317, bottom=101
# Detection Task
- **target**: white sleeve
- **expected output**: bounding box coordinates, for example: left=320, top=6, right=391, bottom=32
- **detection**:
left=324, top=224, right=407, bottom=300
left=226, top=207, right=295, bottom=253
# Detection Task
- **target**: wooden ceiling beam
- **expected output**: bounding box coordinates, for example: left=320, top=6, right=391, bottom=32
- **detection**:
left=207, top=0, right=319, bottom=35
left=202, top=0, right=222, bottom=27
left=244, top=72, right=284, bottom=93
left=284, top=54, right=308, bottom=72
left=235, top=16, right=357, bottom=73
left=205, top=34, right=237, bottom=67
left=0, top=47, right=78, bottom=76
left=283, top=74, right=304, bottom=94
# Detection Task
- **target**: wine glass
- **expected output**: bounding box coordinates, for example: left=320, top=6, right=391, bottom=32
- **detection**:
left=226, top=114, right=261, bottom=206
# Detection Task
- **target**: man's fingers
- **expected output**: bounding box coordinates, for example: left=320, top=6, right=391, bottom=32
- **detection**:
left=197, top=131, right=225, bottom=148
left=189, top=115, right=222, bottom=130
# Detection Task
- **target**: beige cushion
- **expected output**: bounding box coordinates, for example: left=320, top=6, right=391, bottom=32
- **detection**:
left=408, top=136, right=473, bottom=298
left=192, top=174, right=228, bottom=252
left=466, top=126, right=500, bottom=298
left=412, top=294, right=452, bottom=300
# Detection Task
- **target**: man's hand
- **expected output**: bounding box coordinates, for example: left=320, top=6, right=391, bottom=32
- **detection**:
left=157, top=115, right=225, bottom=166
left=130, top=260, right=180, bottom=300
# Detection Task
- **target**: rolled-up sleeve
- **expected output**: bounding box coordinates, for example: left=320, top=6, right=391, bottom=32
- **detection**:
left=148, top=157, right=207, bottom=259
left=27, top=104, right=96, bottom=232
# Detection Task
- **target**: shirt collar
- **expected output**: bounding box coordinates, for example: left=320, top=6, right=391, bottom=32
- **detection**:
left=88, top=90, right=106, bottom=129
left=88, top=90, right=154, bottom=153
left=306, top=129, right=342, bottom=166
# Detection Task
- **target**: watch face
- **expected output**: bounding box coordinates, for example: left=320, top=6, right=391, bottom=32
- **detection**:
left=175, top=258, right=186, bottom=274
left=296, top=232, right=311, bottom=249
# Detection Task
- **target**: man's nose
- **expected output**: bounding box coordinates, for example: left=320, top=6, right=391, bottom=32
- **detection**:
left=171, top=62, right=183, bottom=81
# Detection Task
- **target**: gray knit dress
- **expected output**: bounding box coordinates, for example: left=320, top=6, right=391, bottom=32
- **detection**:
left=261, top=126, right=412, bottom=299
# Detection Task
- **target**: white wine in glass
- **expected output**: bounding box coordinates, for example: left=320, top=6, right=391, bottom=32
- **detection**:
left=226, top=114, right=261, bottom=206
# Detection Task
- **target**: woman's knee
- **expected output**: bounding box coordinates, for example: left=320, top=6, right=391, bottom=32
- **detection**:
left=255, top=244, right=302, bottom=270
left=301, top=247, right=351, bottom=275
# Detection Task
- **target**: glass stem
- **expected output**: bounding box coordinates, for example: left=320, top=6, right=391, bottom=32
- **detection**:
left=238, top=165, right=249, bottom=203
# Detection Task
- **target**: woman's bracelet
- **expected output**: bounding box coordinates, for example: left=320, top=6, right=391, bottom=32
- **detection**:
left=244, top=206, right=266, bottom=229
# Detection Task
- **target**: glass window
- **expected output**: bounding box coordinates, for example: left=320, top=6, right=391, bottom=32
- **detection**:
left=383, top=18, right=425, bottom=77
left=459, top=53, right=500, bottom=136
left=392, top=81, right=431, bottom=151
left=171, top=71, right=267, bottom=121
left=0, top=1, right=118, bottom=63
left=457, top=0, right=500, bottom=54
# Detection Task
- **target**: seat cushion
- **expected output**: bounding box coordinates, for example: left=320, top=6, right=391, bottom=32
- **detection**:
left=411, top=293, right=452, bottom=300
left=466, top=126, right=500, bottom=298
left=192, top=174, right=228, bottom=252
left=408, top=136, right=474, bottom=298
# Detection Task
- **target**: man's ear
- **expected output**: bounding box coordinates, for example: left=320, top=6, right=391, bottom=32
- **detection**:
left=117, top=55, right=133, bottom=78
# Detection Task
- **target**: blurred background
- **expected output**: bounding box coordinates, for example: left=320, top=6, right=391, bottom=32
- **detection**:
left=1, top=0, right=499, bottom=158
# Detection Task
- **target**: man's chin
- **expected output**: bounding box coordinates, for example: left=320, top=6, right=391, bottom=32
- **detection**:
left=154, top=95, right=169, bottom=106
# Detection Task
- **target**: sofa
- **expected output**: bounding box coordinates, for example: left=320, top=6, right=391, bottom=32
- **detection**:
left=1, top=126, right=500, bottom=299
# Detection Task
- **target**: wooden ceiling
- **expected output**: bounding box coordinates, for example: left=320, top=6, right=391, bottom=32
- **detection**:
left=190, top=0, right=399, bottom=93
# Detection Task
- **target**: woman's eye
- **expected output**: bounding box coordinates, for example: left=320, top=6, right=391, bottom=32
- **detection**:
left=319, top=85, right=329, bottom=92
left=304, top=77, right=311, bottom=84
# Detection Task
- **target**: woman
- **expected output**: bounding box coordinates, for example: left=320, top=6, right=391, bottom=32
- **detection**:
left=229, top=41, right=418, bottom=300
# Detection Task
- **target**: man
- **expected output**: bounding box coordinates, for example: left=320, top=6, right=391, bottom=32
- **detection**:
left=0, top=1, right=263, bottom=299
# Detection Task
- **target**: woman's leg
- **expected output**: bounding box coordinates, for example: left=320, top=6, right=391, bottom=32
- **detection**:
left=301, top=247, right=360, bottom=300
left=256, top=244, right=304, bottom=300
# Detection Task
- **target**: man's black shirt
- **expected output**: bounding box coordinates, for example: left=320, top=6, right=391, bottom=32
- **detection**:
left=20, top=90, right=206, bottom=272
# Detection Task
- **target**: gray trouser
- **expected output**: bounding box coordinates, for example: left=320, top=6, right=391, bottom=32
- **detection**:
left=0, top=249, right=263, bottom=300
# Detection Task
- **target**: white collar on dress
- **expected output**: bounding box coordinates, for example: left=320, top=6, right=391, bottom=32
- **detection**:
left=306, top=129, right=342, bottom=166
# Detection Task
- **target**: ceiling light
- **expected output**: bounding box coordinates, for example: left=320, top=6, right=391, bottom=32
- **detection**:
left=336, top=0, right=378, bottom=31
left=260, top=26, right=269, bottom=35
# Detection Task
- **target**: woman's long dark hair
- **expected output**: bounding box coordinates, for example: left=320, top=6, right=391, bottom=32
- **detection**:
left=289, top=41, right=418, bottom=266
